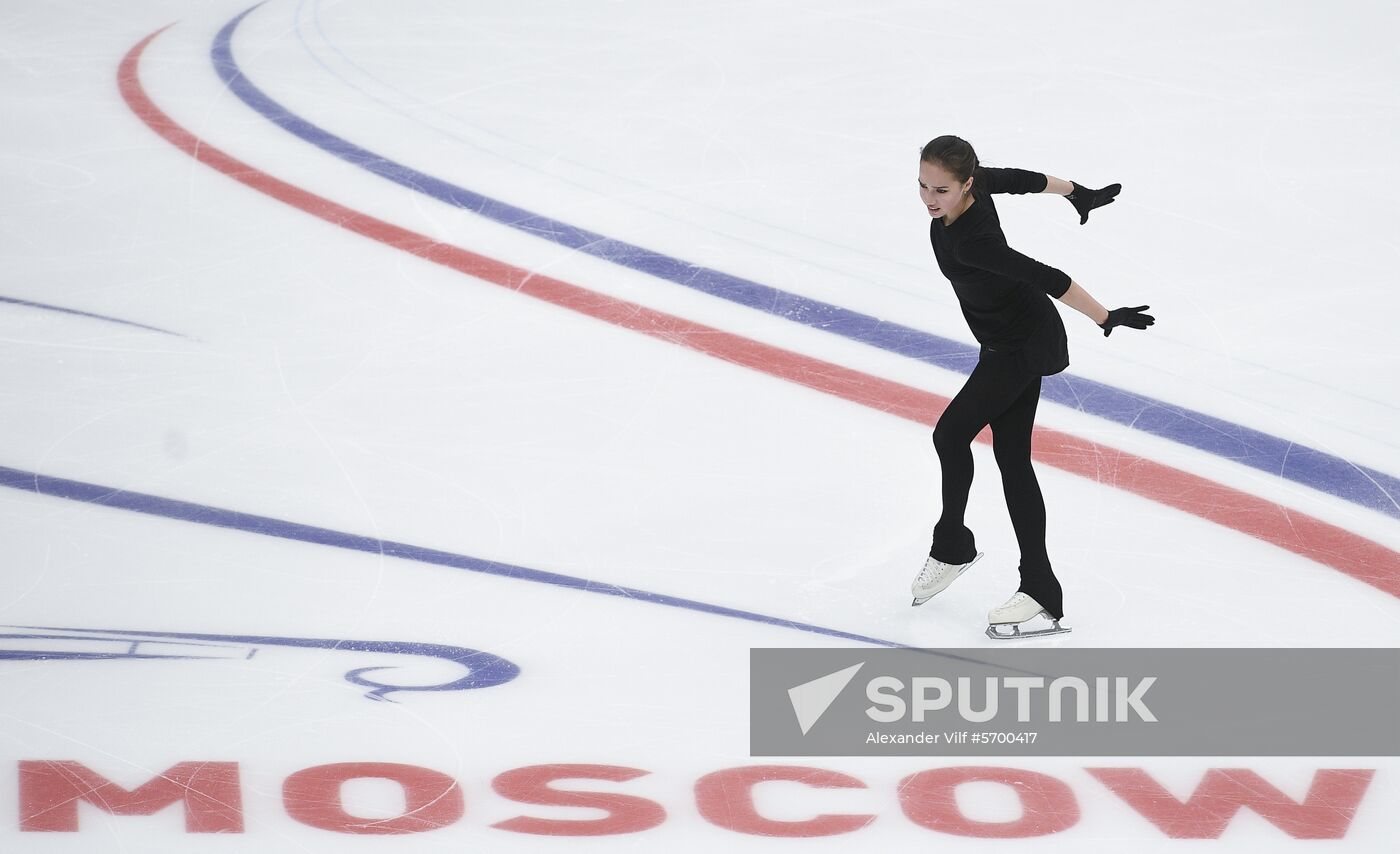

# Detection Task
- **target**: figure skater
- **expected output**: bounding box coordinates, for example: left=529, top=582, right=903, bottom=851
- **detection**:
left=907, top=135, right=1153, bottom=638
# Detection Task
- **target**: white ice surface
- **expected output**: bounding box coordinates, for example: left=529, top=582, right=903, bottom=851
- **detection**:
left=2, top=0, right=1398, bottom=850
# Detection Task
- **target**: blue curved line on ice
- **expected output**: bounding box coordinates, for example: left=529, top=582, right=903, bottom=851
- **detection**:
left=0, top=464, right=910, bottom=649
left=0, top=294, right=187, bottom=338
left=1, top=625, right=520, bottom=701
left=212, top=5, right=1399, bottom=520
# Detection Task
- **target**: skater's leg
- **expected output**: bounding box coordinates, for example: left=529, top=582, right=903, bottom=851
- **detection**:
left=930, top=354, right=1027, bottom=564
left=989, top=376, right=1064, bottom=619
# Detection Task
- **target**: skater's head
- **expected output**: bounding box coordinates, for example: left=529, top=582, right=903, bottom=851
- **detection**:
left=919, top=135, right=978, bottom=221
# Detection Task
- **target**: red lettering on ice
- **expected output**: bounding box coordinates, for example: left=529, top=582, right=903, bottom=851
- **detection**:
left=898, top=766, right=1079, bottom=837
left=695, top=765, right=873, bottom=836
left=282, top=762, right=463, bottom=834
left=1088, top=767, right=1373, bottom=839
left=20, top=760, right=243, bottom=833
left=491, top=764, right=665, bottom=836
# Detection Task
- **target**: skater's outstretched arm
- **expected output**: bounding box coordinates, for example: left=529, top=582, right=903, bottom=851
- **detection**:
left=1057, top=281, right=1109, bottom=325
left=980, top=167, right=1120, bottom=223
left=1057, top=280, right=1154, bottom=336
left=1054, top=178, right=1121, bottom=224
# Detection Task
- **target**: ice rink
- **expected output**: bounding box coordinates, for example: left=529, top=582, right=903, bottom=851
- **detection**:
left=2, top=0, right=1398, bottom=850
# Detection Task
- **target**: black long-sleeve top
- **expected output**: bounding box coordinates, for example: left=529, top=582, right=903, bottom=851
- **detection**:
left=929, top=166, right=1070, bottom=376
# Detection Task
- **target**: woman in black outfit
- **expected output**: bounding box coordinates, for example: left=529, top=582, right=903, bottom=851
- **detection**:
left=907, top=135, right=1153, bottom=638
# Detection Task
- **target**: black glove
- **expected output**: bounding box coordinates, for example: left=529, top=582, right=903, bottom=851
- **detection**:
left=1066, top=181, right=1121, bottom=224
left=1101, top=305, right=1154, bottom=337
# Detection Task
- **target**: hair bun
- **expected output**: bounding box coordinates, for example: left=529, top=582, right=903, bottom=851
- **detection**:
left=919, top=135, right=979, bottom=183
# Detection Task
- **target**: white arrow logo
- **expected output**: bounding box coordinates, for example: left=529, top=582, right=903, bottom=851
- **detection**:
left=788, top=662, right=865, bottom=735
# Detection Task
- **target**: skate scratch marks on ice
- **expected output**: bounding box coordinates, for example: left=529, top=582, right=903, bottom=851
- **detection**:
left=0, top=463, right=912, bottom=649
left=214, top=2, right=1400, bottom=519
left=117, top=27, right=1400, bottom=601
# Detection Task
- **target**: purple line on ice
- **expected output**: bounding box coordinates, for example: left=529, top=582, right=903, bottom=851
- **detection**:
left=0, top=464, right=912, bottom=649
left=216, top=4, right=1399, bottom=520
left=0, top=294, right=187, bottom=338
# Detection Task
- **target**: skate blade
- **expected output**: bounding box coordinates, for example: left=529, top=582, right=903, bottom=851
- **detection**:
left=909, top=552, right=984, bottom=607
left=985, top=617, right=1071, bottom=640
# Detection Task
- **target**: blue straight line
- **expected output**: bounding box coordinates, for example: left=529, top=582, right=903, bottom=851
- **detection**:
left=0, top=464, right=906, bottom=649
left=212, top=6, right=1399, bottom=520
left=0, top=295, right=187, bottom=338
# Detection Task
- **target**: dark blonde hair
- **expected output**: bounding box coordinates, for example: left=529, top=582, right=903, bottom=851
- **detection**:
left=920, top=135, right=979, bottom=183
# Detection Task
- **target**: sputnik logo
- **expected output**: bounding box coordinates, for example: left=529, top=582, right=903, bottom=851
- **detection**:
left=788, top=662, right=865, bottom=735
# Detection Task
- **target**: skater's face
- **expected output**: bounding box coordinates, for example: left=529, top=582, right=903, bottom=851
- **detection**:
left=918, top=160, right=973, bottom=219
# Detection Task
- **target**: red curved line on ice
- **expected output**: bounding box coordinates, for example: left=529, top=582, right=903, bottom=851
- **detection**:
left=118, top=29, right=1399, bottom=599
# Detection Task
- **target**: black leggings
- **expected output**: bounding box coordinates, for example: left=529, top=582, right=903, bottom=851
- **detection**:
left=929, top=351, right=1064, bottom=619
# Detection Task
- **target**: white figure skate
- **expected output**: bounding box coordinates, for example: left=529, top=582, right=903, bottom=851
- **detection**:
left=985, top=592, right=1070, bottom=639
left=910, top=552, right=983, bottom=606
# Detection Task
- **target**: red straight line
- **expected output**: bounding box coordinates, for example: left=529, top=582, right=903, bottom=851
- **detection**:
left=119, top=30, right=1399, bottom=599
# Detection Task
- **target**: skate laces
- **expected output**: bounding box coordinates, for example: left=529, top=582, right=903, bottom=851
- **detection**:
left=998, top=592, right=1032, bottom=610
left=917, top=558, right=948, bottom=585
